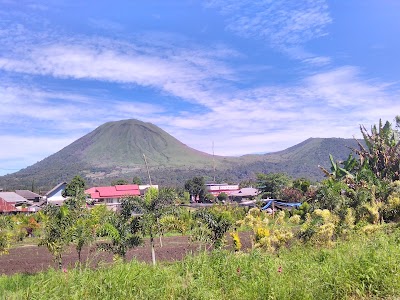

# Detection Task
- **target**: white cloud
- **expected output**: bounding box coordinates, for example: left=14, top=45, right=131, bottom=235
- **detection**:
left=156, top=66, right=400, bottom=156
left=206, top=0, right=332, bottom=61
left=0, top=35, right=236, bottom=110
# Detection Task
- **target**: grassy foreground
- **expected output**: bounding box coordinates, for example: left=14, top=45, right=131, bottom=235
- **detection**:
left=1, top=227, right=400, bottom=300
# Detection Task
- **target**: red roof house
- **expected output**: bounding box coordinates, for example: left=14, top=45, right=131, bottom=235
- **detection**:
left=0, top=197, right=18, bottom=213
left=85, top=185, right=140, bottom=207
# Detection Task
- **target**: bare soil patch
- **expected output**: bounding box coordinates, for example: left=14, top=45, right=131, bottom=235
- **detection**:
left=0, top=232, right=252, bottom=276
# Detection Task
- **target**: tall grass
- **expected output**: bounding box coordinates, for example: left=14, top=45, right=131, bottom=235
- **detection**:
left=1, top=226, right=400, bottom=300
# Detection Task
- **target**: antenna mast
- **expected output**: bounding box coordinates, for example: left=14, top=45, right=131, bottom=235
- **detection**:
left=142, top=153, right=152, bottom=186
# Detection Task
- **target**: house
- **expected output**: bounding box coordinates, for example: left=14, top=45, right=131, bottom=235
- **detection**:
left=15, top=190, right=43, bottom=202
left=138, top=184, right=159, bottom=195
left=205, top=183, right=240, bottom=197
left=0, top=192, right=31, bottom=213
left=46, top=182, right=67, bottom=205
left=0, top=198, right=18, bottom=213
left=85, top=184, right=141, bottom=211
left=229, top=187, right=259, bottom=202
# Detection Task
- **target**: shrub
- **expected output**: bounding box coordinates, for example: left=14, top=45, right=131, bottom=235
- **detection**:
left=229, top=231, right=242, bottom=252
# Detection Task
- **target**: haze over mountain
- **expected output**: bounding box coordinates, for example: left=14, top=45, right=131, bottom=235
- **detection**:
left=0, top=119, right=360, bottom=191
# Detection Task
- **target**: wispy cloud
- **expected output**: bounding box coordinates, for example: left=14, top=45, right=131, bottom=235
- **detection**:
left=88, top=18, right=124, bottom=32
left=0, top=34, right=236, bottom=109
left=206, top=0, right=332, bottom=62
left=158, top=66, right=400, bottom=155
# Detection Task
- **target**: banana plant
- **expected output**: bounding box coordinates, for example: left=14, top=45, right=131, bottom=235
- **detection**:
left=320, top=154, right=356, bottom=181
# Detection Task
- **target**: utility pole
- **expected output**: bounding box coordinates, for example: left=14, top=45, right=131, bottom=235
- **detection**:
left=142, top=153, right=152, bottom=186
left=212, top=141, right=216, bottom=183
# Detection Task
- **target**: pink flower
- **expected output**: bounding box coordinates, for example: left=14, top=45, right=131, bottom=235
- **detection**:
left=277, top=266, right=282, bottom=273
left=62, top=268, right=68, bottom=273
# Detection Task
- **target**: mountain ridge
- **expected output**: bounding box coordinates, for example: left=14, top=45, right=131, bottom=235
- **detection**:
left=0, top=119, right=360, bottom=191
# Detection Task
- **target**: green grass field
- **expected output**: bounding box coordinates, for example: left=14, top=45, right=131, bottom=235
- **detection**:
left=1, top=225, right=399, bottom=300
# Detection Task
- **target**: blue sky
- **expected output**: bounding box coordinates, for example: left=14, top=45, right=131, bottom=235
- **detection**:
left=1, top=0, right=400, bottom=176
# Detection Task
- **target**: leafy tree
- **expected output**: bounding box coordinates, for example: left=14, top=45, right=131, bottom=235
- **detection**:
left=123, top=187, right=176, bottom=265
left=257, top=173, right=291, bottom=199
left=293, top=178, right=311, bottom=193
left=111, top=179, right=129, bottom=186
left=217, top=192, right=228, bottom=202
left=239, top=179, right=257, bottom=189
left=280, top=187, right=303, bottom=203
left=184, top=177, right=206, bottom=202
left=132, top=176, right=142, bottom=185
left=204, top=193, right=216, bottom=203
left=315, top=179, right=351, bottom=214
left=63, top=175, right=86, bottom=197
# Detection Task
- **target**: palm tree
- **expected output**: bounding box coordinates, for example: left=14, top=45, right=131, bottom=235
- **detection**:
left=39, top=205, right=73, bottom=270
left=122, top=187, right=176, bottom=265
left=97, top=211, right=142, bottom=261
left=194, top=208, right=233, bottom=249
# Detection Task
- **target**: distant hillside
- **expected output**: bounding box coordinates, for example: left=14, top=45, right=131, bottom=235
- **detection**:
left=0, top=119, right=361, bottom=191
left=225, top=138, right=361, bottom=181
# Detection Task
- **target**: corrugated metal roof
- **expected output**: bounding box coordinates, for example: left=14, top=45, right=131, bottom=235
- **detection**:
left=15, top=190, right=42, bottom=199
left=0, top=192, right=29, bottom=203
left=229, top=188, right=259, bottom=197
left=85, top=185, right=140, bottom=199
left=115, top=184, right=139, bottom=191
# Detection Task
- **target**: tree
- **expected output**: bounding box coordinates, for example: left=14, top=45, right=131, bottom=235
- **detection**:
left=132, top=176, right=142, bottom=185
left=0, top=216, right=14, bottom=255
left=217, top=192, right=228, bottom=202
left=239, top=179, right=257, bottom=189
left=280, top=187, right=303, bottom=203
left=69, top=193, right=96, bottom=263
left=293, top=178, right=311, bottom=193
left=39, top=204, right=73, bottom=269
left=204, top=193, right=215, bottom=203
left=71, top=215, right=94, bottom=263
left=319, top=154, right=357, bottom=181
left=63, top=175, right=86, bottom=197
left=184, top=177, right=206, bottom=202
left=111, top=179, right=129, bottom=186
left=315, top=118, right=400, bottom=223
left=97, top=210, right=142, bottom=261
left=123, top=187, right=176, bottom=265
left=257, top=173, right=291, bottom=199
left=193, top=208, right=233, bottom=249
left=354, top=119, right=400, bottom=182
